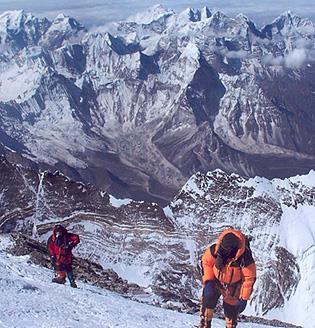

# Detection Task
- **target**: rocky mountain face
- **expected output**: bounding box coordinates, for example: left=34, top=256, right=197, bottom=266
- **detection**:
left=9, top=233, right=146, bottom=297
left=0, top=6, right=315, bottom=203
left=1, top=155, right=314, bottom=327
left=168, top=170, right=315, bottom=320
left=0, top=155, right=199, bottom=311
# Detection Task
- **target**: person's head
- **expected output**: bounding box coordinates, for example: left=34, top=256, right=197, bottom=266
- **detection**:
left=54, top=224, right=67, bottom=239
left=215, top=232, right=240, bottom=270
left=218, top=233, right=240, bottom=259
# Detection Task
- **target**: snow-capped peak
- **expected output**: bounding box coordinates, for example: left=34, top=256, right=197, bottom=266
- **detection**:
left=55, top=13, right=68, bottom=20
left=178, top=7, right=201, bottom=22
left=51, top=13, right=84, bottom=31
left=126, top=4, right=175, bottom=25
left=200, top=6, right=212, bottom=20
left=262, top=10, right=314, bottom=37
left=273, top=10, right=302, bottom=27
left=38, top=13, right=85, bottom=49
left=279, top=10, right=299, bottom=21
left=0, top=10, right=51, bottom=51
left=235, top=13, right=250, bottom=23
left=208, top=10, right=230, bottom=28
left=0, top=10, right=49, bottom=33
left=0, top=9, right=26, bottom=29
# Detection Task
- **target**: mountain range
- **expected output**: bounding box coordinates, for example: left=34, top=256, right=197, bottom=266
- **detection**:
left=1, top=5, right=315, bottom=203
left=1, top=5, right=315, bottom=327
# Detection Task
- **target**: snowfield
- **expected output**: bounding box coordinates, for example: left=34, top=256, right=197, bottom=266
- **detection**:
left=0, top=235, right=274, bottom=328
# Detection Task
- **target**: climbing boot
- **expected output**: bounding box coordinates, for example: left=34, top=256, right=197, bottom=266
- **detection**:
left=52, top=271, right=66, bottom=284
left=199, top=308, right=213, bottom=328
left=225, top=317, right=237, bottom=328
left=70, top=281, right=78, bottom=288
left=67, top=271, right=77, bottom=288
left=52, top=276, right=66, bottom=284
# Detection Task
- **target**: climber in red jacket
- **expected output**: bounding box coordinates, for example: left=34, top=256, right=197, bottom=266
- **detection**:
left=47, top=224, right=80, bottom=288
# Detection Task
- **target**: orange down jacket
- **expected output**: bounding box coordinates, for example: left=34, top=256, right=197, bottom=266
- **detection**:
left=201, top=228, right=256, bottom=300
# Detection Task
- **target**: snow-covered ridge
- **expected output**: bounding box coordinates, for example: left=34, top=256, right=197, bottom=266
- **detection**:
left=182, top=169, right=315, bottom=201
left=0, top=9, right=84, bottom=52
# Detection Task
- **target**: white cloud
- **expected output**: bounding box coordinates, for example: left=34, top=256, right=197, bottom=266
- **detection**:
left=225, top=49, right=251, bottom=59
left=262, top=54, right=284, bottom=66
left=295, top=38, right=314, bottom=49
left=284, top=48, right=308, bottom=68
left=263, top=47, right=315, bottom=69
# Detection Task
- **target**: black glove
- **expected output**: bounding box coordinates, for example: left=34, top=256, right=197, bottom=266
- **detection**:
left=49, top=256, right=56, bottom=269
left=64, top=241, right=74, bottom=251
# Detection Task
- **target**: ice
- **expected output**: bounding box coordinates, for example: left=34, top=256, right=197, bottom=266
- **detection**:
left=109, top=195, right=132, bottom=208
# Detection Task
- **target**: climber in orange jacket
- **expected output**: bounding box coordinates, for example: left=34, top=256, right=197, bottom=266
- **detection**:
left=199, top=228, right=256, bottom=328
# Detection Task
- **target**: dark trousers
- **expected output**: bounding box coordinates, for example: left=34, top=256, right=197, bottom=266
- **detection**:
left=54, top=262, right=75, bottom=283
left=202, top=280, right=239, bottom=321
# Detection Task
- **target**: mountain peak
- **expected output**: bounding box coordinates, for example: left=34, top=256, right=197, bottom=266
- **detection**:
left=201, top=6, right=212, bottom=20
left=0, top=10, right=51, bottom=51
left=235, top=13, right=249, bottom=22
left=209, top=10, right=229, bottom=23
left=52, top=13, right=84, bottom=30
left=0, top=9, right=26, bottom=30
left=280, top=10, right=296, bottom=18
left=0, top=9, right=25, bottom=19
left=275, top=10, right=301, bottom=25
left=179, top=7, right=201, bottom=22
left=261, top=11, right=308, bottom=38
left=126, top=4, right=175, bottom=25
left=54, top=13, right=69, bottom=21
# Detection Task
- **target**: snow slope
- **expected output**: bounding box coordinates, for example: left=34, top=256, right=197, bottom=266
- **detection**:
left=170, top=170, right=315, bottom=327
left=267, top=204, right=315, bottom=326
left=0, top=235, right=275, bottom=328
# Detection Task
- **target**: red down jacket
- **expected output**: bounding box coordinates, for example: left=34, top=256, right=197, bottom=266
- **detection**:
left=47, top=225, right=80, bottom=271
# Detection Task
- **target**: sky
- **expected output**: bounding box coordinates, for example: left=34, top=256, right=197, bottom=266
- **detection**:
left=0, top=0, right=314, bottom=27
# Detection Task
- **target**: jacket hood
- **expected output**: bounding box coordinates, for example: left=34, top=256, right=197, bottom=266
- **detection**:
left=214, top=228, right=246, bottom=261
left=52, top=224, right=68, bottom=241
